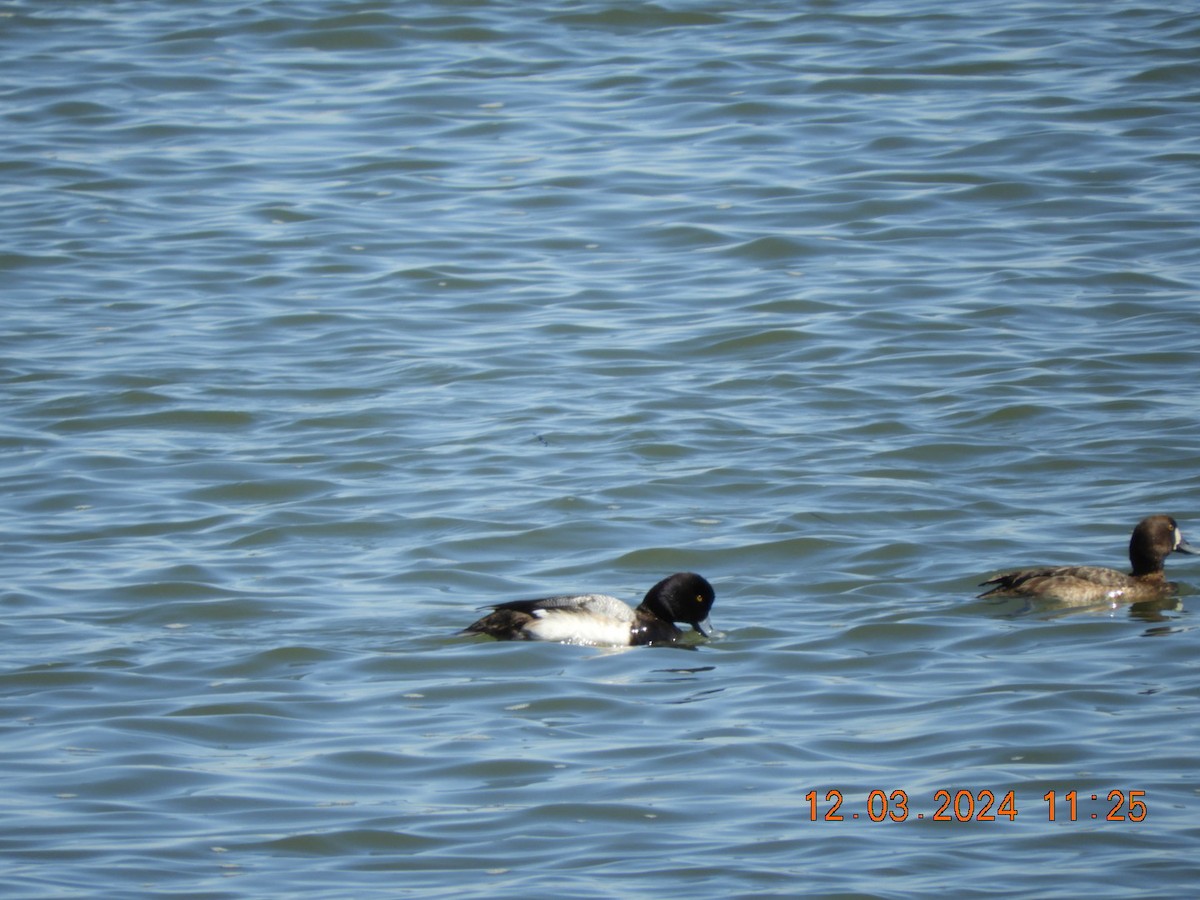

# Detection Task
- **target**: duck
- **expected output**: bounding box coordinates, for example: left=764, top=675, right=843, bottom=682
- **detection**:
left=978, top=515, right=1197, bottom=604
left=462, top=571, right=716, bottom=646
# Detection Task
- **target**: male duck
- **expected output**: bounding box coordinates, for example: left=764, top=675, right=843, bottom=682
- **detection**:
left=463, top=571, right=716, bottom=646
left=978, top=515, right=1197, bottom=604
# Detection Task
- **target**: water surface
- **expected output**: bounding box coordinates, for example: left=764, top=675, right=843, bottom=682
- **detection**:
left=3, top=2, right=1200, bottom=897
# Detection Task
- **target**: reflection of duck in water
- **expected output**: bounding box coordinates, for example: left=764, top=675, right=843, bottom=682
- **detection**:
left=463, top=572, right=716, bottom=647
left=979, top=515, right=1198, bottom=605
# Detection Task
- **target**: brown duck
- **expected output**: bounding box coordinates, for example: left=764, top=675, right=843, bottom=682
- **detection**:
left=979, top=515, right=1197, bottom=604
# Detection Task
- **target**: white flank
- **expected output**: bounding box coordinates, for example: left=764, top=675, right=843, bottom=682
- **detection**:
left=525, top=610, right=632, bottom=646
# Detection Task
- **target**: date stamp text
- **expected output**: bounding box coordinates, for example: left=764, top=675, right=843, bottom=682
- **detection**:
left=804, top=789, right=1148, bottom=822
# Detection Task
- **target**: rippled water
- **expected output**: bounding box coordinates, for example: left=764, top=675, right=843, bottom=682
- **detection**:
left=4, top=1, right=1200, bottom=897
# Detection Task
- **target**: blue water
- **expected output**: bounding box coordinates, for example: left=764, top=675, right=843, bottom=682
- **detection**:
left=4, top=1, right=1200, bottom=897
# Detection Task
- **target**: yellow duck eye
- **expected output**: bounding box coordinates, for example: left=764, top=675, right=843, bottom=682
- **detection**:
left=696, top=594, right=704, bottom=603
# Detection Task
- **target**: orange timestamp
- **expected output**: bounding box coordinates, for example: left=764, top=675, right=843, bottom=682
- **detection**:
left=804, top=789, right=1148, bottom=822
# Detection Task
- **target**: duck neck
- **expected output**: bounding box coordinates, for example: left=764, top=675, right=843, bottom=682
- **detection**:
left=1129, top=556, right=1164, bottom=578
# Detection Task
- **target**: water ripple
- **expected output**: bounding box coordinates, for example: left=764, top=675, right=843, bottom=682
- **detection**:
left=3, top=1, right=1200, bottom=897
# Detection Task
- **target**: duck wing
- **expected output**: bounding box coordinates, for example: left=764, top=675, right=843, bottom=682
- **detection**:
left=978, top=565, right=1131, bottom=600
left=486, top=592, right=635, bottom=621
